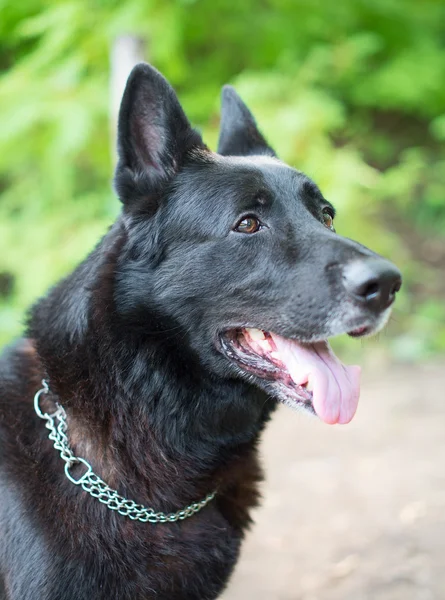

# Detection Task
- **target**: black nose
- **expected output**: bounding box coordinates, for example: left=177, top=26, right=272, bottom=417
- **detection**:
left=343, top=258, right=402, bottom=312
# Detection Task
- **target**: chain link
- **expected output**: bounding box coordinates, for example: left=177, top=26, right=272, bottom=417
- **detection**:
left=34, top=380, right=216, bottom=523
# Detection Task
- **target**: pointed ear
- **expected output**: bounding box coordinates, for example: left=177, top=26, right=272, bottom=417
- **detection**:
left=217, top=86, right=275, bottom=157
left=114, top=63, right=206, bottom=208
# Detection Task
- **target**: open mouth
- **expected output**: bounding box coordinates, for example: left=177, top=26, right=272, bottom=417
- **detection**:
left=220, top=328, right=361, bottom=425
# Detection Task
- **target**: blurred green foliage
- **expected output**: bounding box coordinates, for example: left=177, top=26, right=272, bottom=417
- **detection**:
left=1, top=0, right=444, bottom=358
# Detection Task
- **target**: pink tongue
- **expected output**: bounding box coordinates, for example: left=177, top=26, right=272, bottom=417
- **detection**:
left=270, top=333, right=361, bottom=425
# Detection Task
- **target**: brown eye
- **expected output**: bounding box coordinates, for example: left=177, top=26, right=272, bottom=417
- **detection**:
left=322, top=209, right=335, bottom=231
left=234, top=216, right=262, bottom=234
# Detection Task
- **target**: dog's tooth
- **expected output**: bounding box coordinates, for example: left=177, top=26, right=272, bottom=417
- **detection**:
left=306, top=376, right=314, bottom=392
left=258, top=339, right=272, bottom=351
left=270, top=351, right=281, bottom=361
left=248, top=328, right=266, bottom=341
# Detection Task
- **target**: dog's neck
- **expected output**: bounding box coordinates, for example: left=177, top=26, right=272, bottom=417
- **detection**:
left=28, top=220, right=274, bottom=505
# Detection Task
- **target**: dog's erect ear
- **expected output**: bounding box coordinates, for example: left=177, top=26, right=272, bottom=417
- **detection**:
left=217, top=86, right=275, bottom=157
left=115, top=63, right=205, bottom=208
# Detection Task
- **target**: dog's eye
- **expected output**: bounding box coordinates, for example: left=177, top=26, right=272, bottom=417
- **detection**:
left=234, top=216, right=262, bottom=234
left=322, top=209, right=335, bottom=231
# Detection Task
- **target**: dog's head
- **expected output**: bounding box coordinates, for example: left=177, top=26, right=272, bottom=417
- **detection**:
left=114, top=64, right=401, bottom=425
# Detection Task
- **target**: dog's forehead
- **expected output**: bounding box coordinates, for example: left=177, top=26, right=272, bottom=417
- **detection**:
left=216, top=153, right=294, bottom=179
left=171, top=152, right=324, bottom=225
left=189, top=152, right=319, bottom=200
left=220, top=154, right=285, bottom=169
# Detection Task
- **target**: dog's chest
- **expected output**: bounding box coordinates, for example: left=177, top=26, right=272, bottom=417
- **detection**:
left=42, top=501, right=246, bottom=600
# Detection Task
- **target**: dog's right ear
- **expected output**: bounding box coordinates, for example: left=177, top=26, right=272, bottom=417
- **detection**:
left=114, top=63, right=206, bottom=210
left=217, top=86, right=275, bottom=157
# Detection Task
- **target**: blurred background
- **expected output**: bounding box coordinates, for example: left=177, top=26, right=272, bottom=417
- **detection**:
left=1, top=0, right=444, bottom=598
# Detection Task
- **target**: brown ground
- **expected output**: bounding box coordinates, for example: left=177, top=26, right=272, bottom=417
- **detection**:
left=223, top=361, right=445, bottom=600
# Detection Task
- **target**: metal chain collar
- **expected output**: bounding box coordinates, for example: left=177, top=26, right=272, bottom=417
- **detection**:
left=34, top=380, right=216, bottom=524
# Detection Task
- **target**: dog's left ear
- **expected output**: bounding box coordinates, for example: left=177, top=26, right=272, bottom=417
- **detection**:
left=115, top=63, right=206, bottom=209
left=217, top=86, right=275, bottom=157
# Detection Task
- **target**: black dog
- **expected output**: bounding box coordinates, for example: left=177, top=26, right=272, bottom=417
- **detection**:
left=0, top=64, right=401, bottom=600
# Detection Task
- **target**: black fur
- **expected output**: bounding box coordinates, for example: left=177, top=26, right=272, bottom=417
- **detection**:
left=217, top=85, right=275, bottom=157
left=0, top=63, right=400, bottom=599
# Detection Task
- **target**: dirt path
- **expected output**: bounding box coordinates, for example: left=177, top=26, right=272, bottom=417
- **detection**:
left=223, top=361, right=445, bottom=600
